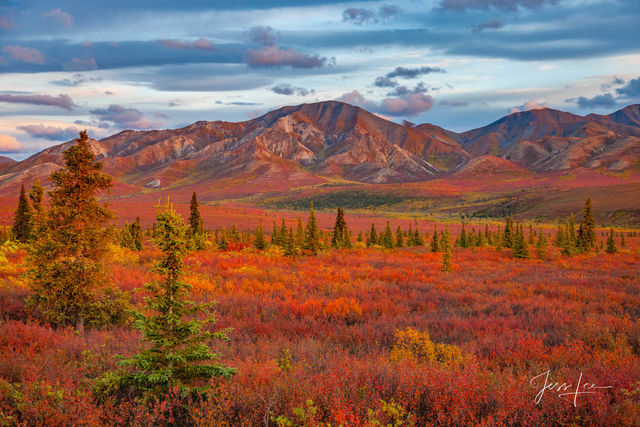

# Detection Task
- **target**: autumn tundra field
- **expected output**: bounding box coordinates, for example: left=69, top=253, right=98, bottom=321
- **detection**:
left=0, top=132, right=638, bottom=426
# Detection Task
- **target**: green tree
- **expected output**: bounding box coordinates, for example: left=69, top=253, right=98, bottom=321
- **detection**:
left=395, top=225, right=405, bottom=248
left=331, top=207, right=350, bottom=249
left=502, top=216, right=514, bottom=248
left=188, top=192, right=204, bottom=236
left=536, top=228, right=548, bottom=258
left=366, top=223, right=378, bottom=247
left=381, top=221, right=394, bottom=249
left=581, top=198, right=596, bottom=250
left=253, top=220, right=267, bottom=250
left=284, top=227, right=298, bottom=257
left=295, top=216, right=305, bottom=248
left=130, top=217, right=143, bottom=251
left=430, top=225, right=440, bottom=252
left=120, top=223, right=136, bottom=250
left=96, top=202, right=235, bottom=401
left=27, top=130, right=128, bottom=329
left=512, top=224, right=530, bottom=259
left=606, top=228, right=617, bottom=254
left=304, top=203, right=321, bottom=255
left=12, top=184, right=33, bottom=242
left=29, top=178, right=46, bottom=235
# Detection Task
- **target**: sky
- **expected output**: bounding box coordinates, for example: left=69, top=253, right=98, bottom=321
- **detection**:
left=0, top=0, right=639, bottom=159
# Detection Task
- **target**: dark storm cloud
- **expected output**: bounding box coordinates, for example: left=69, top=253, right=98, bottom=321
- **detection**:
left=373, top=77, right=398, bottom=88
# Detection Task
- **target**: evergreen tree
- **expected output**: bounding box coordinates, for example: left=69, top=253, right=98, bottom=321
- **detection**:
left=430, top=225, right=440, bottom=252
left=555, top=222, right=566, bottom=248
left=582, top=198, right=596, bottom=249
left=218, top=228, right=228, bottom=250
left=130, top=217, right=143, bottom=251
left=284, top=227, right=298, bottom=257
left=382, top=221, right=394, bottom=249
left=12, top=184, right=33, bottom=242
left=271, top=221, right=280, bottom=246
left=395, top=225, right=405, bottom=248
left=528, top=224, right=535, bottom=245
left=458, top=222, right=468, bottom=248
left=512, top=224, right=530, bottom=259
left=502, top=216, right=514, bottom=248
left=188, top=192, right=204, bottom=236
left=606, top=228, right=617, bottom=254
left=357, top=230, right=364, bottom=243
left=27, top=131, right=128, bottom=329
left=304, top=203, right=321, bottom=255
left=367, top=223, right=378, bottom=247
left=536, top=228, right=548, bottom=258
left=29, top=178, right=45, bottom=234
left=279, top=219, right=288, bottom=247
left=253, top=221, right=267, bottom=250
left=97, top=203, right=235, bottom=401
left=621, top=232, right=626, bottom=248
left=331, top=208, right=350, bottom=249
left=120, top=223, right=136, bottom=250
left=441, top=226, right=453, bottom=272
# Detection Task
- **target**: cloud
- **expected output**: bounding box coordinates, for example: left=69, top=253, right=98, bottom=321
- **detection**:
left=0, top=93, right=76, bottom=110
left=509, top=100, right=548, bottom=113
left=63, top=57, right=98, bottom=71
left=18, top=124, right=82, bottom=141
left=249, top=26, right=276, bottom=46
left=616, top=76, right=640, bottom=100
left=386, top=66, right=445, bottom=79
left=440, top=100, right=469, bottom=107
left=0, top=134, right=22, bottom=153
left=471, top=20, right=503, bottom=33
left=89, top=104, right=164, bottom=129
left=43, top=8, right=73, bottom=27
left=52, top=73, right=102, bottom=86
left=386, top=82, right=428, bottom=97
left=2, top=46, right=45, bottom=64
left=245, top=45, right=330, bottom=68
left=566, top=93, right=616, bottom=109
left=338, top=90, right=435, bottom=117
left=342, top=5, right=402, bottom=25
left=440, top=0, right=560, bottom=12
left=159, top=38, right=215, bottom=51
left=374, top=76, right=398, bottom=88
left=271, top=83, right=314, bottom=96
left=0, top=15, right=15, bottom=31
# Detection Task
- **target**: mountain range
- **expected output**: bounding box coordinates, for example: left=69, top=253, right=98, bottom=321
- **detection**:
left=1, top=101, right=639, bottom=199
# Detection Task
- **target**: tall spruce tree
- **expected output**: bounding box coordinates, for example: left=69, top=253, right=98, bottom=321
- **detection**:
left=395, top=225, right=405, bottom=248
left=29, top=178, right=45, bottom=234
left=536, top=228, right=548, bottom=258
left=304, top=203, right=321, bottom=255
left=431, top=224, right=440, bottom=252
left=606, top=228, right=617, bottom=254
left=12, top=184, right=33, bottom=242
left=331, top=207, right=349, bottom=249
left=582, top=198, right=596, bottom=249
left=367, top=223, right=378, bottom=247
left=27, top=130, right=127, bottom=329
left=512, top=224, right=530, bottom=259
left=441, top=226, right=453, bottom=272
left=253, top=221, right=267, bottom=250
left=382, top=221, right=394, bottom=249
left=502, top=216, right=514, bottom=248
left=96, top=202, right=235, bottom=401
left=130, top=217, right=143, bottom=251
left=189, top=192, right=204, bottom=236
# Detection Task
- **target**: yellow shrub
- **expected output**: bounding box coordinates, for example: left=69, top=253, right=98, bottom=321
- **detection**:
left=434, top=343, right=464, bottom=367
left=390, top=327, right=464, bottom=367
left=106, top=244, right=139, bottom=265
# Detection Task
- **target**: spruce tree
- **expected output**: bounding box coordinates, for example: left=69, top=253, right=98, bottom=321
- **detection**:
left=357, top=230, right=364, bottom=243
left=27, top=130, right=127, bottom=329
left=304, top=203, right=321, bottom=255
left=382, top=221, right=394, bottom=249
left=120, top=224, right=136, bottom=250
left=189, top=192, right=204, bottom=236
left=395, top=225, right=405, bottom=248
left=367, top=223, right=378, bottom=247
left=295, top=216, right=305, bottom=248
left=254, top=221, right=267, bottom=250
left=458, top=222, right=468, bottom=248
left=431, top=225, right=440, bottom=252
left=502, top=216, right=514, bottom=248
left=97, top=203, right=235, bottom=401
left=12, top=184, right=33, bottom=242
left=271, top=221, right=280, bottom=246
left=528, top=224, right=535, bottom=245
left=440, top=226, right=453, bottom=272
left=29, top=178, right=45, bottom=234
left=331, top=208, right=349, bottom=249
left=621, top=232, right=626, bottom=248
left=536, top=228, right=548, bottom=258
left=284, top=227, right=298, bottom=257
left=130, top=217, right=143, bottom=251
left=582, top=198, right=596, bottom=249
left=513, top=224, right=530, bottom=259
left=606, top=228, right=617, bottom=254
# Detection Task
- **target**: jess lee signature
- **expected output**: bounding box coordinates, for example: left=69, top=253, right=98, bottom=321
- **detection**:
left=530, top=370, right=613, bottom=406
